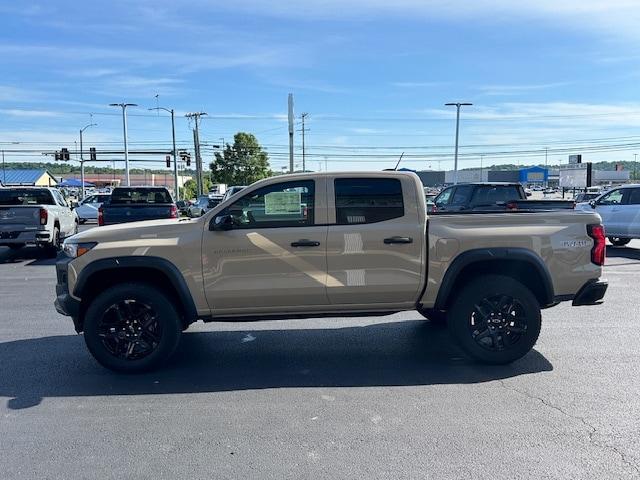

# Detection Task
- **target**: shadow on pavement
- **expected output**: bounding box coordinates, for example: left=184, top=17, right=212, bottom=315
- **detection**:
left=0, top=319, right=552, bottom=410
left=0, top=246, right=56, bottom=266
left=606, top=245, right=640, bottom=261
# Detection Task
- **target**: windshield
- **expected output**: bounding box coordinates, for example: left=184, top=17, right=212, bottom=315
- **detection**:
left=0, top=189, right=54, bottom=205
left=110, top=188, right=172, bottom=204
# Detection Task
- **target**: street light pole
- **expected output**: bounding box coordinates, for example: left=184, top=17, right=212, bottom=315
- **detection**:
left=109, top=103, right=137, bottom=186
left=149, top=107, right=178, bottom=200
left=445, top=102, right=472, bottom=184
left=79, top=123, right=97, bottom=200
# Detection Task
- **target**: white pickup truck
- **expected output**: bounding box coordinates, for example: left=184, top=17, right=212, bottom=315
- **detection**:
left=0, top=187, right=78, bottom=254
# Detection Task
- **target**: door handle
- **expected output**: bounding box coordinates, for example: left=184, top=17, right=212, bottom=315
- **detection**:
left=384, top=236, right=413, bottom=244
left=291, top=239, right=321, bottom=247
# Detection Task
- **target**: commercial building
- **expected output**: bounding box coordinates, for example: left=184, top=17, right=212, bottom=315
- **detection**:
left=0, top=169, right=58, bottom=187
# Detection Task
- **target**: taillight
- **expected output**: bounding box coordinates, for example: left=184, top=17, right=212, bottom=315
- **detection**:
left=39, top=208, right=48, bottom=225
left=169, top=204, right=178, bottom=218
left=587, top=224, right=606, bottom=266
left=506, top=201, right=518, bottom=211
left=97, top=207, right=104, bottom=226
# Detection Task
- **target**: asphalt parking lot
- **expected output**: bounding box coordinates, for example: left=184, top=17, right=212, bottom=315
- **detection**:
left=0, top=227, right=639, bottom=479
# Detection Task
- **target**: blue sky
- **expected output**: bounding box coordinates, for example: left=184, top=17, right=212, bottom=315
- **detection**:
left=1, top=0, right=640, bottom=172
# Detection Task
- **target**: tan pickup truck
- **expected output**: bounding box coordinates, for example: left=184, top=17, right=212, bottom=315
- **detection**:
left=55, top=171, right=608, bottom=372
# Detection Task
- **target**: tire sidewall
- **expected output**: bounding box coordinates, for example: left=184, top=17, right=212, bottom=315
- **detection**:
left=448, top=275, right=541, bottom=364
left=83, top=283, right=182, bottom=373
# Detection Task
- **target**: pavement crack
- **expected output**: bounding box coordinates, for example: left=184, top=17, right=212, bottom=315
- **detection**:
left=499, top=380, right=640, bottom=477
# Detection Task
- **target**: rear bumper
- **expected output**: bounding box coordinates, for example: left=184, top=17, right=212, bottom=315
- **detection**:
left=572, top=279, right=608, bottom=306
left=0, top=229, right=50, bottom=245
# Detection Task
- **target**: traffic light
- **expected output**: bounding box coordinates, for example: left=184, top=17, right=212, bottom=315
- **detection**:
left=179, top=151, right=191, bottom=167
left=186, top=154, right=191, bottom=167
left=61, top=148, right=70, bottom=161
left=166, top=155, right=171, bottom=168
left=89, top=147, right=97, bottom=161
left=54, top=151, right=61, bottom=161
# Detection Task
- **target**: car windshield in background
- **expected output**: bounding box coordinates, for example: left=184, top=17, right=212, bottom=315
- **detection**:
left=110, top=188, right=172, bottom=204
left=0, top=189, right=54, bottom=205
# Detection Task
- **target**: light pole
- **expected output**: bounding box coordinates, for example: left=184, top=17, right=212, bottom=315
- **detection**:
left=149, top=106, right=178, bottom=200
left=79, top=123, right=97, bottom=199
left=445, top=102, right=472, bottom=184
left=635, top=153, right=638, bottom=182
left=109, top=102, right=137, bottom=186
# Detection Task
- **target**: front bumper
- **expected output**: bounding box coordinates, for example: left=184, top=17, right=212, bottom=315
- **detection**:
left=55, top=256, right=82, bottom=331
left=572, top=279, right=608, bottom=306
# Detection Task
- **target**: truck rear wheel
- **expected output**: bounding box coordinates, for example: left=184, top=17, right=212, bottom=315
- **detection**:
left=447, top=275, right=541, bottom=364
left=83, top=283, right=182, bottom=373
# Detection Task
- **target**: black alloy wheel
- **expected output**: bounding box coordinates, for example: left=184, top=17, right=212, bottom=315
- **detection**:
left=98, top=300, right=162, bottom=361
left=469, top=295, right=527, bottom=352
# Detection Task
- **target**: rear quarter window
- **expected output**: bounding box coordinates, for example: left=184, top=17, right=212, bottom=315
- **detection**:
left=0, top=189, right=54, bottom=205
left=471, top=186, right=521, bottom=205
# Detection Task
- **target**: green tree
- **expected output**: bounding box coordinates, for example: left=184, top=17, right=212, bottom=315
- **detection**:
left=210, top=132, right=272, bottom=186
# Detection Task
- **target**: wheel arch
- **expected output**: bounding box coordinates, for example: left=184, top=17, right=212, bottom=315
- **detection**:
left=74, top=256, right=198, bottom=331
left=433, top=248, right=555, bottom=311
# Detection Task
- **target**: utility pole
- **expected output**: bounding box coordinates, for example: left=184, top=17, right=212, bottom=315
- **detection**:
left=545, top=147, right=549, bottom=188
left=480, top=155, right=484, bottom=181
left=300, top=112, right=309, bottom=172
left=634, top=153, right=638, bottom=182
left=186, top=111, right=207, bottom=195
left=79, top=122, right=97, bottom=200
left=288, top=94, right=294, bottom=173
left=1, top=150, right=5, bottom=186
left=109, top=102, right=137, bottom=186
left=149, top=106, right=179, bottom=200
left=444, top=102, right=472, bottom=184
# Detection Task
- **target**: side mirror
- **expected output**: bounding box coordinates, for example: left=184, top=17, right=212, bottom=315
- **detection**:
left=210, top=214, right=233, bottom=231
left=589, top=200, right=597, bottom=208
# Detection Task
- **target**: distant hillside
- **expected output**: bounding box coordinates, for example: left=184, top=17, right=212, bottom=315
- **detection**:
left=1, top=162, right=197, bottom=176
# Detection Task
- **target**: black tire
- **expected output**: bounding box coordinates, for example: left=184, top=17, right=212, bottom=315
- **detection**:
left=417, top=307, right=447, bottom=326
left=8, top=244, right=24, bottom=250
left=83, top=283, right=182, bottom=373
left=608, top=237, right=631, bottom=247
left=447, top=274, right=541, bottom=364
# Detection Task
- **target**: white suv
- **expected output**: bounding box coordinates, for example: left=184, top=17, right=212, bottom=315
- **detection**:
left=576, top=185, right=640, bottom=246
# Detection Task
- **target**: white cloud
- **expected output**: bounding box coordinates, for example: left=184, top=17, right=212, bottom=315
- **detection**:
left=478, top=82, right=572, bottom=96
left=0, top=109, right=60, bottom=118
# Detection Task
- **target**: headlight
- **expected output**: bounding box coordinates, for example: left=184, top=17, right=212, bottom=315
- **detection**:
left=62, top=241, right=97, bottom=258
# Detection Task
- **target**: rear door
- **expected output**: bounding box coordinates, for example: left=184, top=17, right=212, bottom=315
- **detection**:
left=616, top=188, right=640, bottom=237
left=325, top=175, right=424, bottom=307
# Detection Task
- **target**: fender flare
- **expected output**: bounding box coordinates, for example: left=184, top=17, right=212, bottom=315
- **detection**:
left=433, top=247, right=555, bottom=310
left=74, top=256, right=198, bottom=322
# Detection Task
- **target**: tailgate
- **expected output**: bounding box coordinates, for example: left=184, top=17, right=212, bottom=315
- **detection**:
left=0, top=207, right=41, bottom=232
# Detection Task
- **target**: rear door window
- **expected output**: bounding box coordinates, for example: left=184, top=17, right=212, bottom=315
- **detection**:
left=626, top=189, right=640, bottom=205
left=471, top=186, right=521, bottom=206
left=449, top=185, right=473, bottom=206
left=334, top=178, right=404, bottom=224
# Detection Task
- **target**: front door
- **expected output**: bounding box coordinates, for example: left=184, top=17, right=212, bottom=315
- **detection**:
left=594, top=188, right=627, bottom=236
left=202, top=178, right=330, bottom=314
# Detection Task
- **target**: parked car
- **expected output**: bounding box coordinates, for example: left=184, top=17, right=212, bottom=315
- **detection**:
left=188, top=195, right=224, bottom=218
left=432, top=183, right=574, bottom=212
left=0, top=187, right=78, bottom=255
left=575, top=185, right=640, bottom=246
left=98, top=186, right=177, bottom=226
left=75, top=194, right=111, bottom=223
left=55, top=171, right=607, bottom=372
left=222, top=185, right=246, bottom=201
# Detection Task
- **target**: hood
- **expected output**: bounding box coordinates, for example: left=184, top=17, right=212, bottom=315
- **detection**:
left=70, top=217, right=199, bottom=243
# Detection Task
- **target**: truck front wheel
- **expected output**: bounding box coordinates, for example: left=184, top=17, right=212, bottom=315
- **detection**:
left=83, top=283, right=182, bottom=373
left=448, top=275, right=541, bottom=364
